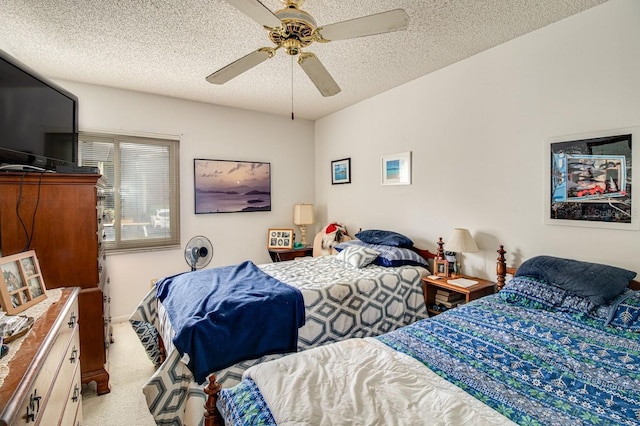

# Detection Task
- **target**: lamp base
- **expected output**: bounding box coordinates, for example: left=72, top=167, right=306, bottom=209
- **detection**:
left=299, top=225, right=308, bottom=246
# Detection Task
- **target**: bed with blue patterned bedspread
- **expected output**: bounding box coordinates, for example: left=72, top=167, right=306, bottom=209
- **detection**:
left=129, top=254, right=429, bottom=425
left=218, top=274, right=640, bottom=425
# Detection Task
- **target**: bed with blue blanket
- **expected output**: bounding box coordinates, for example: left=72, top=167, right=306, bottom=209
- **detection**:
left=130, top=235, right=434, bottom=425
left=210, top=249, right=640, bottom=426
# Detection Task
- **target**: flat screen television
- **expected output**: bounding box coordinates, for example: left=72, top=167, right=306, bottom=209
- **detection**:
left=0, top=49, right=78, bottom=171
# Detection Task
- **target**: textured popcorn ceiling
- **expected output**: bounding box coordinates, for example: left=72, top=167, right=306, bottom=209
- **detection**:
left=0, top=0, right=607, bottom=120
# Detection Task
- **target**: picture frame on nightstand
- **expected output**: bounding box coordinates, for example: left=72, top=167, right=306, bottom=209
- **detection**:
left=434, top=259, right=450, bottom=277
left=267, top=228, right=294, bottom=250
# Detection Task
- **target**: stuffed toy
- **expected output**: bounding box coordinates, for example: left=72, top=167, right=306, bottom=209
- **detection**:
left=320, top=222, right=349, bottom=255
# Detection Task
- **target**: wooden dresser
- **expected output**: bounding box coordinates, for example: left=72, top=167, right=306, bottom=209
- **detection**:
left=0, top=287, right=82, bottom=425
left=0, top=172, right=110, bottom=394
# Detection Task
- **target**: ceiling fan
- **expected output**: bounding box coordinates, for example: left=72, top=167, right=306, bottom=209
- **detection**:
left=206, top=0, right=410, bottom=97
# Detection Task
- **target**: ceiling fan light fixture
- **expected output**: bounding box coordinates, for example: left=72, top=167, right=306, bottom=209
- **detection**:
left=210, top=0, right=410, bottom=97
left=269, top=5, right=316, bottom=49
left=283, top=39, right=302, bottom=55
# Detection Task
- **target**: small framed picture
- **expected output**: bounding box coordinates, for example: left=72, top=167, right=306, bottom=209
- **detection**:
left=434, top=259, right=450, bottom=278
left=331, top=158, right=351, bottom=185
left=382, top=151, right=411, bottom=185
left=0, top=250, right=47, bottom=315
left=267, top=228, right=294, bottom=250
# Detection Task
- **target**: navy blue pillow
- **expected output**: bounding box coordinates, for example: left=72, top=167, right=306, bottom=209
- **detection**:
left=355, top=229, right=414, bottom=248
left=515, top=255, right=636, bottom=305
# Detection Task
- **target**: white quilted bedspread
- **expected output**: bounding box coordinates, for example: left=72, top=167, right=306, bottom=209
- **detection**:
left=247, top=338, right=516, bottom=426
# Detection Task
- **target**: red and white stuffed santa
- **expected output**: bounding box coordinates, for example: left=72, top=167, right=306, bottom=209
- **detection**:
left=320, top=222, right=349, bottom=255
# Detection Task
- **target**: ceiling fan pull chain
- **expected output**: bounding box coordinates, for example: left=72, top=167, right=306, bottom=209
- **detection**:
left=291, top=55, right=295, bottom=120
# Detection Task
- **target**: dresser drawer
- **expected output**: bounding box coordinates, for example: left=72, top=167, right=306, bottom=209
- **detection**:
left=58, top=362, right=81, bottom=426
left=37, top=327, right=80, bottom=425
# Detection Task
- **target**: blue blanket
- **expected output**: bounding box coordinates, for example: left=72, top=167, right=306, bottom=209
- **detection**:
left=220, top=295, right=640, bottom=425
left=156, top=261, right=305, bottom=384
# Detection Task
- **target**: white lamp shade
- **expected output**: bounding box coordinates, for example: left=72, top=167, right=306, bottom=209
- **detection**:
left=445, top=228, right=479, bottom=253
left=293, top=204, right=314, bottom=225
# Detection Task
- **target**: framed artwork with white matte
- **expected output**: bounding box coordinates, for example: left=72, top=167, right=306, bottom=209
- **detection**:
left=382, top=151, right=411, bottom=185
left=331, top=158, right=351, bottom=184
left=545, top=126, right=639, bottom=230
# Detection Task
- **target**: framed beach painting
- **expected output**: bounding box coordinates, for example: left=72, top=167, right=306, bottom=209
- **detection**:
left=331, top=158, right=351, bottom=184
left=194, top=159, right=271, bottom=214
left=382, top=151, right=411, bottom=185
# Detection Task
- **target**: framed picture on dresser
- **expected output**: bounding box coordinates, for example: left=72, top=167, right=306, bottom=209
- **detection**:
left=0, top=250, right=47, bottom=315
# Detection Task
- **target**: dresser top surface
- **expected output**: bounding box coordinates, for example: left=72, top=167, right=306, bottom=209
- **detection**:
left=0, top=287, right=79, bottom=416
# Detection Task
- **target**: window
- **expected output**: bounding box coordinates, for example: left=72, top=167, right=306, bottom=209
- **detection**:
left=78, top=132, right=180, bottom=252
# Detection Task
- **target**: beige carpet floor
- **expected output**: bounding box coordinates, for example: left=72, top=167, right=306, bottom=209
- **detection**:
left=82, top=321, right=156, bottom=425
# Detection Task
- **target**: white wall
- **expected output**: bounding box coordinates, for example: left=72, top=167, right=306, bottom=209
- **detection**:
left=315, top=0, right=640, bottom=279
left=57, top=82, right=315, bottom=321
left=35, top=0, right=640, bottom=320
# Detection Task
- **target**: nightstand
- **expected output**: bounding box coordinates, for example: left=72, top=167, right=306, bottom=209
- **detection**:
left=421, top=275, right=495, bottom=316
left=268, top=246, right=313, bottom=262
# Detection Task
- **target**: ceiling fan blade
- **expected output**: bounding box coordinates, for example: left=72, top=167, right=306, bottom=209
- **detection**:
left=315, top=9, right=409, bottom=41
left=224, top=0, right=282, bottom=29
left=298, top=52, right=341, bottom=97
left=206, top=47, right=275, bottom=84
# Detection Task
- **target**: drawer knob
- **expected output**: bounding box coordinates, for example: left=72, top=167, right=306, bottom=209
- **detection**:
left=69, top=346, right=79, bottom=363
left=26, top=390, right=41, bottom=422
left=68, top=313, right=77, bottom=328
left=71, top=385, right=80, bottom=402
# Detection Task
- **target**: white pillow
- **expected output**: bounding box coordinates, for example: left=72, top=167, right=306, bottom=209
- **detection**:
left=336, top=246, right=380, bottom=268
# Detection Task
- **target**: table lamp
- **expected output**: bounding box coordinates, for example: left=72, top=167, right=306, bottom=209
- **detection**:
left=445, top=228, right=479, bottom=276
left=293, top=204, right=314, bottom=246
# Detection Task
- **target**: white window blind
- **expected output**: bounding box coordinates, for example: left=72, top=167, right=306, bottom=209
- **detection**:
left=78, top=132, right=180, bottom=251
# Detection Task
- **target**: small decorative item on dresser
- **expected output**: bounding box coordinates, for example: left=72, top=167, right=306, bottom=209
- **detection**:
left=0, top=250, right=47, bottom=315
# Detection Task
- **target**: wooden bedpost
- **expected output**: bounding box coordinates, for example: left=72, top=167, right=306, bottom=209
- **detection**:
left=496, top=245, right=507, bottom=292
left=204, top=374, right=223, bottom=426
left=436, top=237, right=445, bottom=260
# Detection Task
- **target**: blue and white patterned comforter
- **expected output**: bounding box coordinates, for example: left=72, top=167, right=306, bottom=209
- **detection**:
left=220, top=293, right=640, bottom=425
left=129, top=255, right=428, bottom=425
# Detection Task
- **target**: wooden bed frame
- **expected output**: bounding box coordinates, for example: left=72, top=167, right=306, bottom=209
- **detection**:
left=202, top=244, right=640, bottom=425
